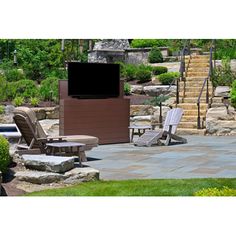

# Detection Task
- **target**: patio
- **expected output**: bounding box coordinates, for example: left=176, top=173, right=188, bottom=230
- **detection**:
left=85, top=135, right=236, bottom=180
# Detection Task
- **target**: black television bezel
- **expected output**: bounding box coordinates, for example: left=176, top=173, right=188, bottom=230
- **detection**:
left=68, top=62, right=120, bottom=99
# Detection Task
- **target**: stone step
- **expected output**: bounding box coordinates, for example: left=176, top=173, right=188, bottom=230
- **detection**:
left=188, top=67, right=209, bottom=72
left=191, top=55, right=209, bottom=59
left=181, top=115, right=204, bottom=122
left=179, top=86, right=212, bottom=92
left=187, top=63, right=209, bottom=68
left=15, top=167, right=100, bottom=185
left=183, top=98, right=209, bottom=103
left=179, top=122, right=198, bottom=129
left=187, top=72, right=209, bottom=77
left=210, top=103, right=225, bottom=108
left=22, top=155, right=75, bottom=173
left=176, top=128, right=206, bottom=135
left=183, top=109, right=206, bottom=116
left=180, top=91, right=207, bottom=97
left=177, top=103, right=208, bottom=110
left=212, top=97, right=223, bottom=103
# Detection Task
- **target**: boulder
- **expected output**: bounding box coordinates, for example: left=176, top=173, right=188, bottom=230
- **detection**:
left=153, top=106, right=171, bottom=123
left=143, top=85, right=176, bottom=97
left=22, top=155, right=75, bottom=173
left=63, top=167, right=100, bottom=184
left=32, top=106, right=59, bottom=120
left=15, top=171, right=65, bottom=184
left=130, top=105, right=154, bottom=116
left=130, top=85, right=143, bottom=94
left=214, top=86, right=230, bottom=97
left=32, top=108, right=46, bottom=120
left=39, top=119, right=59, bottom=136
left=130, top=115, right=152, bottom=126
left=206, top=106, right=236, bottom=135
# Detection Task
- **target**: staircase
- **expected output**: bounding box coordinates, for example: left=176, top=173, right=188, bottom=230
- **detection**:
left=177, top=55, right=213, bottom=135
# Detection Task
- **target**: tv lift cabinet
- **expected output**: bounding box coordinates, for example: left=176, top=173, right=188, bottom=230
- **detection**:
left=59, top=80, right=130, bottom=144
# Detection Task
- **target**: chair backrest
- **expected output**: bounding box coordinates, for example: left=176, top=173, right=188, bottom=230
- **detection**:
left=13, top=107, right=47, bottom=148
left=163, top=108, right=183, bottom=134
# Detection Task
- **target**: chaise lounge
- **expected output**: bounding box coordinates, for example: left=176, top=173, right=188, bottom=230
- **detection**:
left=13, top=107, right=99, bottom=157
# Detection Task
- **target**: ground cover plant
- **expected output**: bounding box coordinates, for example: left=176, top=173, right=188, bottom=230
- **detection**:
left=26, top=178, right=236, bottom=196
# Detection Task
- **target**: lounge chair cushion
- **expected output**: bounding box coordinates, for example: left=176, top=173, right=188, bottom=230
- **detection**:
left=63, top=135, right=98, bottom=148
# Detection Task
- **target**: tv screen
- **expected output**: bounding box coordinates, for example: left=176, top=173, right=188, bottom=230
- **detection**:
left=68, top=62, right=120, bottom=98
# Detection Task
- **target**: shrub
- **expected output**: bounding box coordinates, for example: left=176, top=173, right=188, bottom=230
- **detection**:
left=144, top=95, right=170, bottom=106
left=12, top=97, right=24, bottom=107
left=136, top=65, right=152, bottom=83
left=158, top=72, right=180, bottom=85
left=4, top=68, right=26, bottom=82
left=7, top=79, right=39, bottom=100
left=194, top=186, right=236, bottom=196
left=152, top=66, right=168, bottom=75
left=0, top=105, right=5, bottom=114
left=115, top=61, right=126, bottom=78
left=0, top=75, right=7, bottom=101
left=148, top=47, right=163, bottom=63
left=124, top=64, right=138, bottom=81
left=131, top=39, right=169, bottom=48
left=40, top=77, right=59, bottom=102
left=44, top=68, right=67, bottom=80
left=0, top=135, right=10, bottom=173
left=212, top=57, right=236, bottom=87
left=30, top=97, right=40, bottom=107
left=230, top=80, right=236, bottom=108
left=124, top=82, right=131, bottom=95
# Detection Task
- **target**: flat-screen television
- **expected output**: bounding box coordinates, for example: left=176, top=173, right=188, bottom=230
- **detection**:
left=68, top=62, right=120, bottom=98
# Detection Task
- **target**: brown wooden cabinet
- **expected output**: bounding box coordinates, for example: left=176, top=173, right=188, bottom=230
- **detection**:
left=59, top=80, right=130, bottom=144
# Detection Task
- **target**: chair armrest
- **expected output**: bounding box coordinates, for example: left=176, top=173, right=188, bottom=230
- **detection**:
left=47, top=136, right=67, bottom=141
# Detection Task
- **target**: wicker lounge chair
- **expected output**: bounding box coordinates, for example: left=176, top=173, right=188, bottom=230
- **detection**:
left=13, top=107, right=99, bottom=157
left=134, top=108, right=187, bottom=147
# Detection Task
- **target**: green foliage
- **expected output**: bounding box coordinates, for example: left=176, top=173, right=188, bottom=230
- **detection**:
left=144, top=95, right=170, bottom=106
left=230, top=80, right=236, bottom=108
left=215, top=40, right=236, bottom=59
left=0, top=135, right=10, bottom=173
left=40, top=77, right=59, bottom=102
left=44, top=68, right=67, bottom=80
left=4, top=68, right=26, bottom=82
left=0, top=76, right=7, bottom=101
left=148, top=47, right=163, bottom=63
left=115, top=61, right=126, bottom=78
left=0, top=105, right=5, bottom=114
left=131, top=39, right=169, bottom=48
left=136, top=65, right=152, bottom=83
left=158, top=72, right=180, bottom=85
left=7, top=79, right=38, bottom=100
left=152, top=66, right=168, bottom=75
left=124, top=64, right=138, bottom=81
left=212, top=57, right=236, bottom=87
left=30, top=97, right=40, bottom=107
left=194, top=186, right=236, bottom=196
left=124, top=82, right=131, bottom=95
left=12, top=97, right=24, bottom=106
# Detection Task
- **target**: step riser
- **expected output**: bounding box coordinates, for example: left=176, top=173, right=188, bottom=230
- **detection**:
left=188, top=68, right=209, bottom=72
left=187, top=72, right=209, bottom=77
left=179, top=123, right=199, bottom=129
left=181, top=116, right=205, bottom=122
left=178, top=104, right=208, bottom=110
left=183, top=99, right=208, bottom=103
left=179, top=87, right=212, bottom=92
left=180, top=92, right=207, bottom=97
left=188, top=63, right=209, bottom=68
left=176, top=129, right=206, bottom=135
left=183, top=110, right=206, bottom=116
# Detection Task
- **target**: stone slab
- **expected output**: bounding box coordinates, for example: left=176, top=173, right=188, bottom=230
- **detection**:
left=15, top=171, right=65, bottom=184
left=22, top=155, right=75, bottom=173
left=15, top=167, right=100, bottom=185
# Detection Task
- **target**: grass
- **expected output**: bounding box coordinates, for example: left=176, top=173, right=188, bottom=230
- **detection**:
left=25, top=178, right=236, bottom=196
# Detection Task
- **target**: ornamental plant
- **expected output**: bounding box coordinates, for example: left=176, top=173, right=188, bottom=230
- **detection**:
left=0, top=135, right=10, bottom=173
left=152, top=66, right=168, bottom=75
left=148, top=47, right=163, bottom=63
left=158, top=72, right=180, bottom=85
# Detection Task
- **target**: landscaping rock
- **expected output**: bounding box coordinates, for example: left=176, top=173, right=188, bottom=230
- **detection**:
left=130, top=105, right=155, bottom=116
left=130, top=115, right=152, bottom=126
left=214, top=86, right=230, bottom=97
left=15, top=171, right=65, bottom=184
left=153, top=106, right=171, bottom=123
left=206, top=106, right=236, bottom=135
left=15, top=167, right=100, bottom=185
left=130, top=85, right=143, bottom=94
left=63, top=167, right=100, bottom=184
left=22, top=155, right=75, bottom=173
left=39, top=119, right=59, bottom=136
left=143, top=85, right=176, bottom=97
left=32, top=106, right=59, bottom=120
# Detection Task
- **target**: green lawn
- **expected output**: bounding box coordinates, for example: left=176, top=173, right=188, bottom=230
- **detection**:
left=25, top=178, right=236, bottom=196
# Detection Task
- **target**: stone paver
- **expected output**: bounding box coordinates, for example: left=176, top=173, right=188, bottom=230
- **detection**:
left=84, top=135, right=236, bottom=180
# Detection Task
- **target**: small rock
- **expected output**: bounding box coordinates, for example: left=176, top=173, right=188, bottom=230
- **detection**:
left=130, top=105, right=154, bottom=116
left=130, top=85, right=143, bottom=94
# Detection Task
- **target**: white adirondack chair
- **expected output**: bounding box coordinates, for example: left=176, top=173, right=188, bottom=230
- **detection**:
left=134, top=108, right=187, bottom=147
